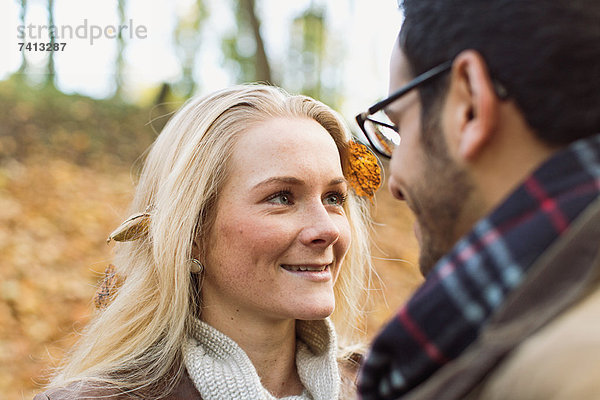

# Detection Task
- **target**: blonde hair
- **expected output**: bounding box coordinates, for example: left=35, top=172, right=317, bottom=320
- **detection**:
left=50, top=84, right=373, bottom=396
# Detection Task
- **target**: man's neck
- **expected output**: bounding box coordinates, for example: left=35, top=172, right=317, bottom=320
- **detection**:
left=470, top=102, right=564, bottom=217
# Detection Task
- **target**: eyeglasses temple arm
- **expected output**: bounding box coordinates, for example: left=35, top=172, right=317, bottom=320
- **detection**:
left=367, top=59, right=454, bottom=114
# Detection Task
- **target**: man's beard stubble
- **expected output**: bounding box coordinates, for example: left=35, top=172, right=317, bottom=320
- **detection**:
left=414, top=116, right=476, bottom=277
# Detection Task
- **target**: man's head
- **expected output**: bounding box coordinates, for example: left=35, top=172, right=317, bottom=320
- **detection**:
left=385, top=0, right=600, bottom=275
left=400, top=0, right=600, bottom=144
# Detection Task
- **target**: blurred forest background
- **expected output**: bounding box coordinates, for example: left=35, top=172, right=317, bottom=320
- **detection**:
left=0, top=0, right=422, bottom=398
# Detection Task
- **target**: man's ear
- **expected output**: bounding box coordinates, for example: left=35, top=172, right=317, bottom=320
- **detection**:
left=447, top=50, right=500, bottom=161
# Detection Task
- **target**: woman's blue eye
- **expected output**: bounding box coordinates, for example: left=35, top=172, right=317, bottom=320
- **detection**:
left=324, top=192, right=347, bottom=206
left=268, top=191, right=293, bottom=205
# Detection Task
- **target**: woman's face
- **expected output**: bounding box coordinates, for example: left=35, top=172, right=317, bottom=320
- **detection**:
left=201, top=117, right=351, bottom=323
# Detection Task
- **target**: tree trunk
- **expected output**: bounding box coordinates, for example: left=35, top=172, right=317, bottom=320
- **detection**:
left=240, top=0, right=272, bottom=84
left=17, top=0, right=28, bottom=77
left=45, top=0, right=55, bottom=87
left=113, top=0, right=126, bottom=99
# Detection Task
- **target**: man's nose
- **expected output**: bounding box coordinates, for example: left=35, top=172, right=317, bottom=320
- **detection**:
left=388, top=175, right=406, bottom=201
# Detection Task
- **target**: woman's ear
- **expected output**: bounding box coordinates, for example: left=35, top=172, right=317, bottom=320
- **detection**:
left=191, top=234, right=202, bottom=261
left=446, top=50, right=501, bottom=161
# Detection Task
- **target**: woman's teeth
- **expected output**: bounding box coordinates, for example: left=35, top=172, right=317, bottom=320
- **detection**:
left=281, top=265, right=328, bottom=272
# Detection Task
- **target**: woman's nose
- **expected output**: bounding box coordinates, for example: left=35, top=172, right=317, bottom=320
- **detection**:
left=298, top=204, right=340, bottom=248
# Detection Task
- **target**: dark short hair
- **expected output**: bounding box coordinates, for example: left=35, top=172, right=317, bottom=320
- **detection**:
left=399, top=0, right=600, bottom=145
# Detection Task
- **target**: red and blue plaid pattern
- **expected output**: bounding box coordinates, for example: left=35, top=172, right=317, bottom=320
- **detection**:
left=358, top=134, right=600, bottom=400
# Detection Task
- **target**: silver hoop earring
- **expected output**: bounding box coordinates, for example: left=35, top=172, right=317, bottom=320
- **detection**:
left=190, top=258, right=204, bottom=274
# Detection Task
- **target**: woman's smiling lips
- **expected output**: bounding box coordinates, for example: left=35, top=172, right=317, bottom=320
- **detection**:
left=280, top=263, right=333, bottom=281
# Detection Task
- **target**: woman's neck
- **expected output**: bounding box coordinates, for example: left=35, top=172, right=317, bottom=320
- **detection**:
left=200, top=305, right=305, bottom=397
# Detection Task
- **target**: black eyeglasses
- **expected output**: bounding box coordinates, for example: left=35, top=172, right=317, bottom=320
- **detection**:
left=355, top=60, right=453, bottom=159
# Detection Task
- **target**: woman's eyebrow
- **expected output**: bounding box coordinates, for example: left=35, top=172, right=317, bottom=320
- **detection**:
left=252, top=176, right=303, bottom=190
left=252, top=176, right=347, bottom=190
left=330, top=177, right=348, bottom=187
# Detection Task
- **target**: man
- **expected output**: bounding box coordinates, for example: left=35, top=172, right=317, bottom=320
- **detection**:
left=355, top=0, right=600, bottom=399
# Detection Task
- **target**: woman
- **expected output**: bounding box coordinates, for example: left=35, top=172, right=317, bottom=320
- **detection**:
left=35, top=84, right=376, bottom=399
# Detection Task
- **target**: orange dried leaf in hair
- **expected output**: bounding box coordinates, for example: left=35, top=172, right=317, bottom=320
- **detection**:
left=347, top=140, right=382, bottom=200
left=93, top=264, right=121, bottom=310
left=106, top=212, right=150, bottom=243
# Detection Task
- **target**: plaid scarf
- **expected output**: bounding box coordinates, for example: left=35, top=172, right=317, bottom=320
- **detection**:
left=358, top=134, right=600, bottom=400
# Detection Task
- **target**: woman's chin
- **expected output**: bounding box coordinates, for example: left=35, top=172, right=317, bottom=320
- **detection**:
left=290, top=299, right=335, bottom=320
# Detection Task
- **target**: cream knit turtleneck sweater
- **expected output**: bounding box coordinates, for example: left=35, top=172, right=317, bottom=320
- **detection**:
left=183, top=318, right=340, bottom=400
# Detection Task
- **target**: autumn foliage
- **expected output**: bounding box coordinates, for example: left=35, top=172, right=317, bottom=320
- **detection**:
left=347, top=140, right=382, bottom=200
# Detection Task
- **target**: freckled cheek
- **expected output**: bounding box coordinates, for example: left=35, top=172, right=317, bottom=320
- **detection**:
left=217, top=216, right=295, bottom=261
left=209, top=218, right=280, bottom=291
left=333, top=218, right=352, bottom=279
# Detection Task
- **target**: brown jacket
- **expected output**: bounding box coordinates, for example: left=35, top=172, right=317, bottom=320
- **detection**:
left=33, top=371, right=200, bottom=400
left=404, top=197, right=600, bottom=400
left=34, top=355, right=360, bottom=400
